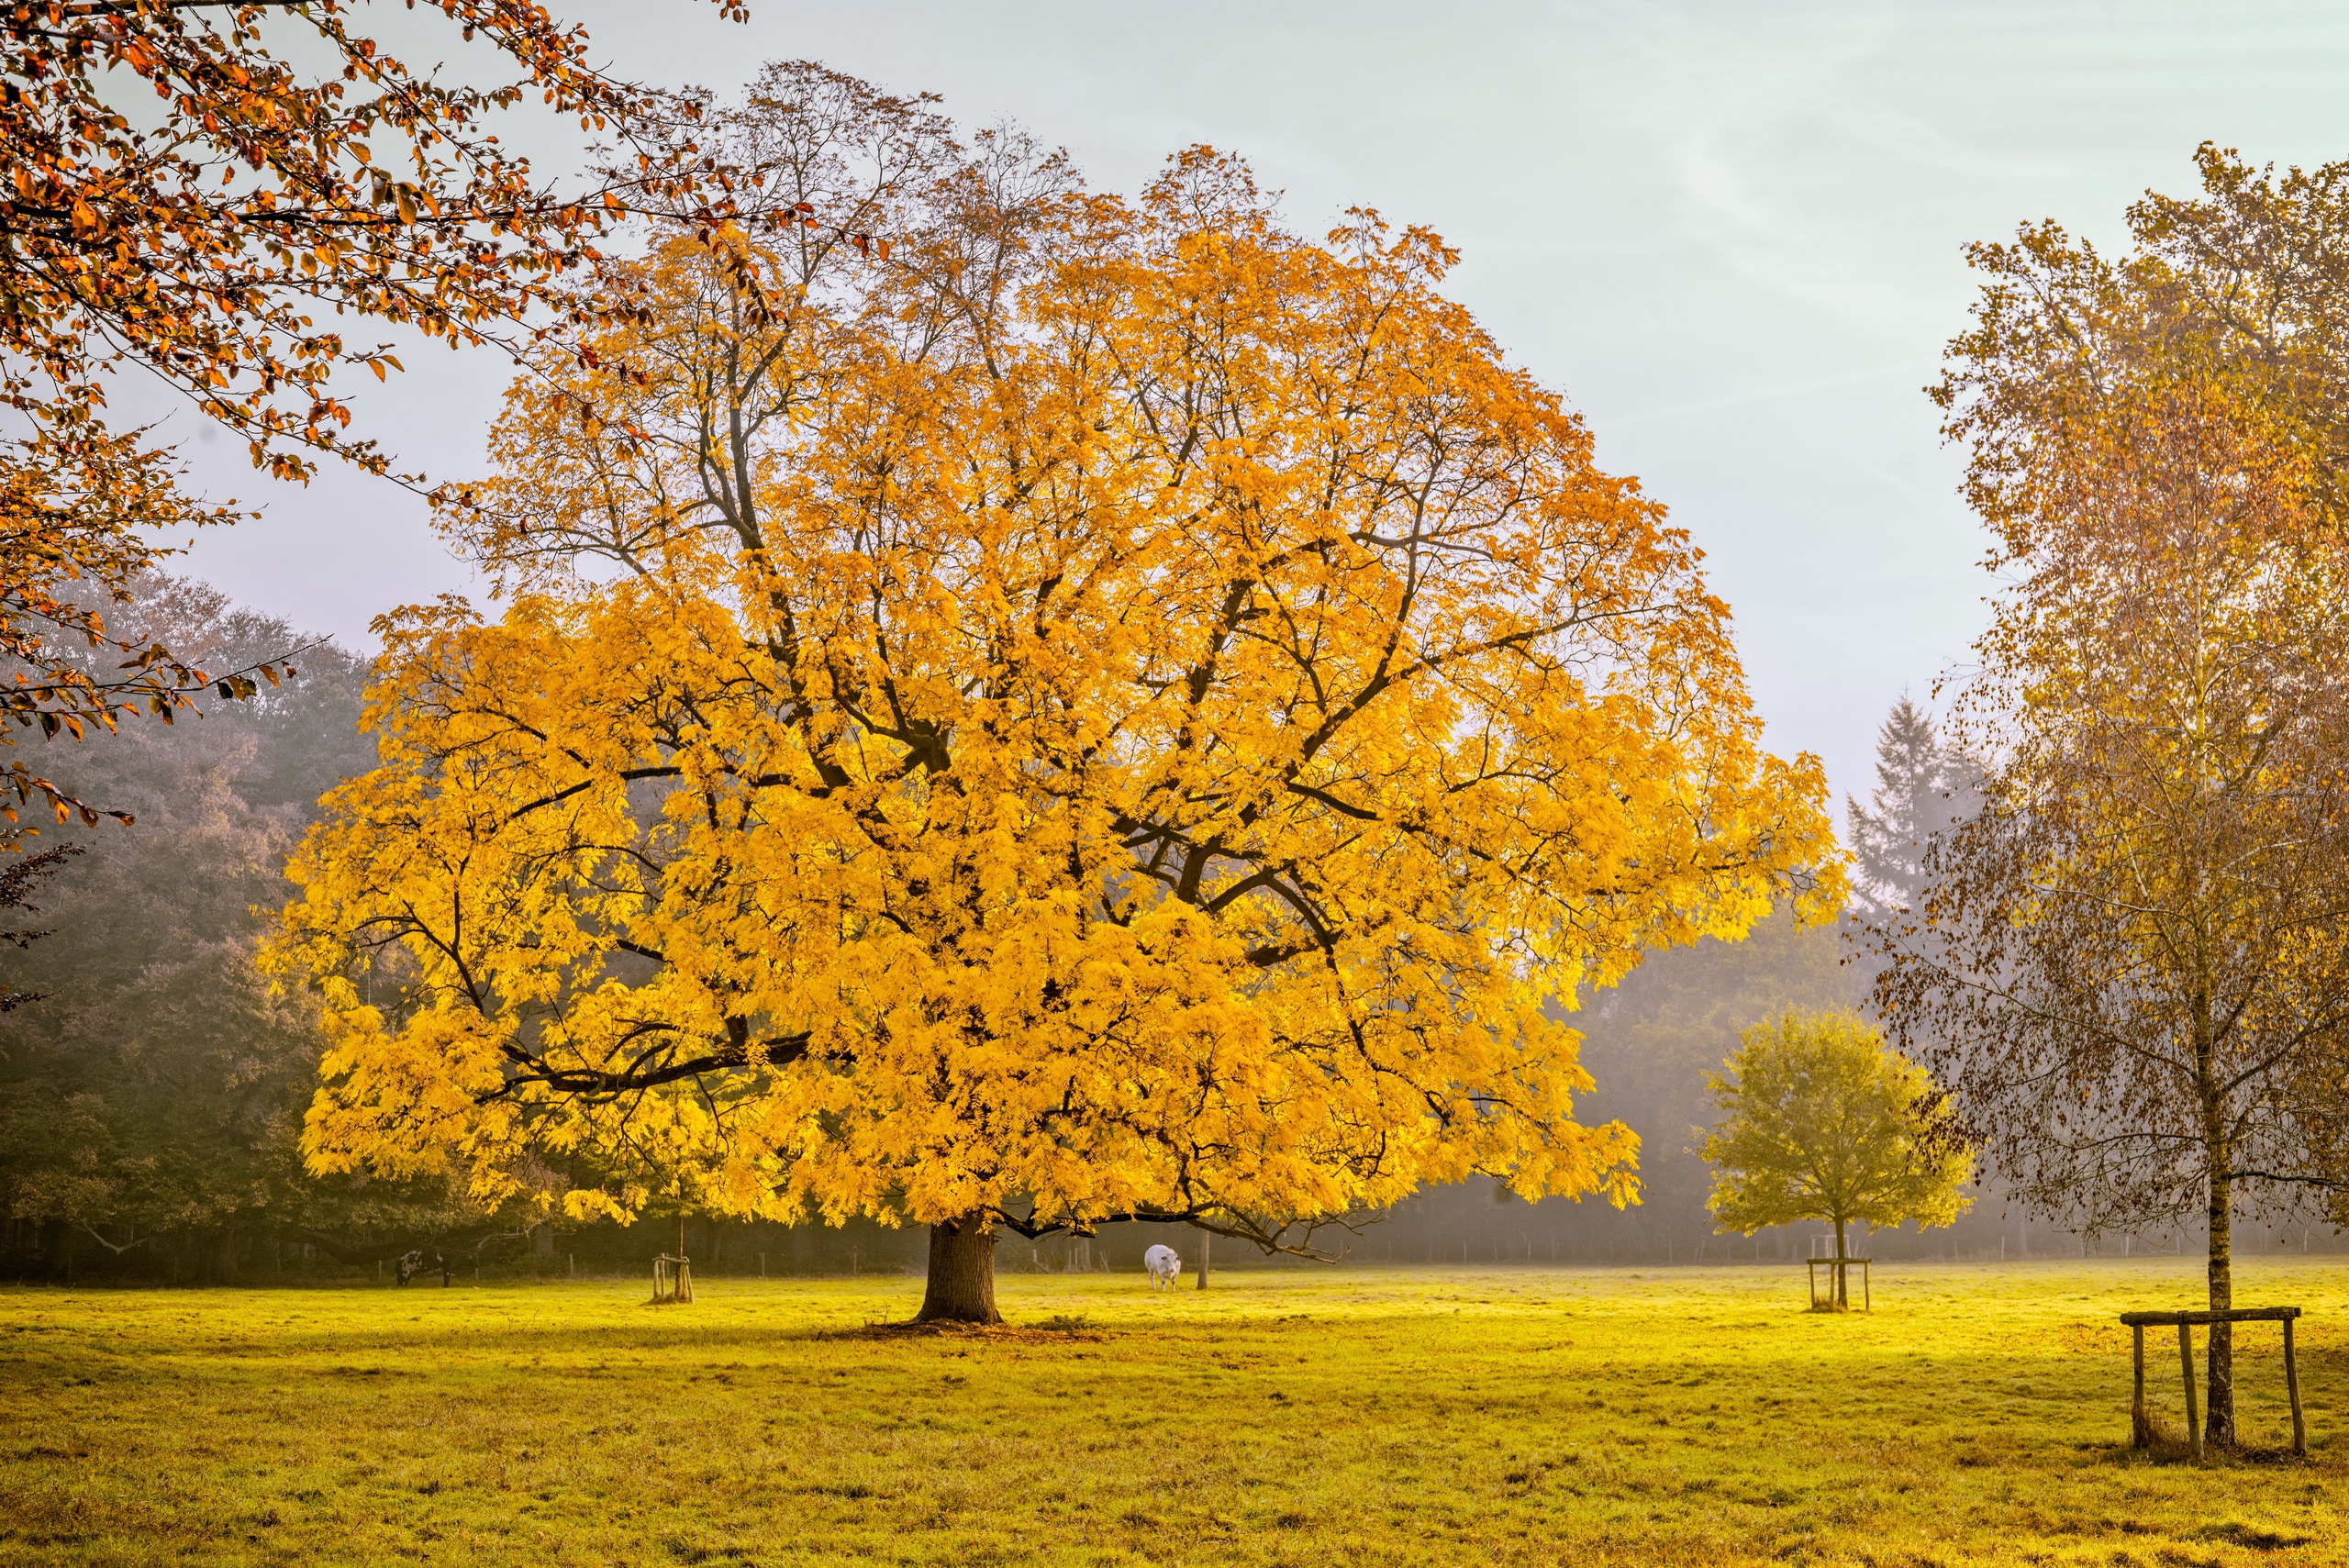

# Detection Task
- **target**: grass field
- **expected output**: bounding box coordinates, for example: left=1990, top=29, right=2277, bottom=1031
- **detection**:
left=6, top=1258, right=2348, bottom=1567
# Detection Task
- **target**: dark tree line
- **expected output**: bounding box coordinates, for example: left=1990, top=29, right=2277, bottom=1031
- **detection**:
left=0, top=577, right=473, bottom=1282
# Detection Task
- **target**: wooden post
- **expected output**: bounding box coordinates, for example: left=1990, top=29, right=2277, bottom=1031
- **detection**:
left=2132, top=1324, right=2148, bottom=1447
left=2178, top=1322, right=2202, bottom=1461
left=1197, top=1229, right=1209, bottom=1291
left=2285, top=1314, right=2307, bottom=1456
left=1862, top=1260, right=1872, bottom=1314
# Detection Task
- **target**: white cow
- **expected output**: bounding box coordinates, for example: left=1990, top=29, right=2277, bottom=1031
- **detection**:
left=1142, top=1243, right=1183, bottom=1291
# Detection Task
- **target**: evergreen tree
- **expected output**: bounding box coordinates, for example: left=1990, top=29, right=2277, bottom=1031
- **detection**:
left=1845, top=696, right=1979, bottom=927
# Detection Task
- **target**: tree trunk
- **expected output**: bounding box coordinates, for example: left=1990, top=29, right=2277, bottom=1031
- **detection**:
left=917, top=1213, right=1001, bottom=1324
left=1833, top=1216, right=1849, bottom=1308
left=2207, top=1144, right=2236, bottom=1446
left=2199, top=982, right=2236, bottom=1447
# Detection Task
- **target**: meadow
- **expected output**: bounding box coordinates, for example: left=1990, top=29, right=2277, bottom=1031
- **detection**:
left=5, top=1257, right=2346, bottom=1568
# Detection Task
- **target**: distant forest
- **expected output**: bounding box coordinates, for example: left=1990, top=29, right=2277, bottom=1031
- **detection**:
left=3, top=580, right=2334, bottom=1284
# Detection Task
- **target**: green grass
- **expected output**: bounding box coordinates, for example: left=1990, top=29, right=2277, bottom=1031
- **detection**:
left=6, top=1258, right=2348, bottom=1566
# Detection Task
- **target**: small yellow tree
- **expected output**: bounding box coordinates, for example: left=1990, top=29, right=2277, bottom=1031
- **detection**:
left=1702, top=1012, right=1970, bottom=1304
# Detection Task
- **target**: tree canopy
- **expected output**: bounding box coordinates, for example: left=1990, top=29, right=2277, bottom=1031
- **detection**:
left=270, top=73, right=1840, bottom=1322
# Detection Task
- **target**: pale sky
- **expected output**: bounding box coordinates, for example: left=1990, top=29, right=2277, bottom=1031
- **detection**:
left=168, top=0, right=2349, bottom=814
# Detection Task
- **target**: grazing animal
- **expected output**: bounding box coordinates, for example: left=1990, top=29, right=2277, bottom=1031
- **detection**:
left=394, top=1250, right=452, bottom=1286
left=1143, top=1244, right=1183, bottom=1291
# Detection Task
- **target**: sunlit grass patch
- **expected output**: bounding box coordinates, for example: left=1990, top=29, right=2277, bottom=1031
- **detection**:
left=3, top=1258, right=2345, bottom=1565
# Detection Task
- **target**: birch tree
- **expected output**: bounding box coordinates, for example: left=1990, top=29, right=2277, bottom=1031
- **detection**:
left=1879, top=146, right=2349, bottom=1444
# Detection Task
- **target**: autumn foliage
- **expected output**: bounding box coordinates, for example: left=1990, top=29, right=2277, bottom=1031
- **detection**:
left=271, top=75, right=1837, bottom=1319
left=1, top=0, right=730, bottom=841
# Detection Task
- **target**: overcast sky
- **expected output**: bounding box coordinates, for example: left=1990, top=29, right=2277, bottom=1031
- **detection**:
left=168, top=0, right=2349, bottom=815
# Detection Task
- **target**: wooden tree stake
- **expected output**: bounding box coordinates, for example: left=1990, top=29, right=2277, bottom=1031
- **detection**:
left=2285, top=1315, right=2306, bottom=1456
left=2178, top=1321, right=2201, bottom=1462
left=2122, top=1306, right=2301, bottom=1457
left=2132, top=1324, right=2148, bottom=1448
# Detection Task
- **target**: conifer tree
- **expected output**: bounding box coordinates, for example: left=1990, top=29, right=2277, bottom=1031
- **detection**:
left=1844, top=696, right=1977, bottom=929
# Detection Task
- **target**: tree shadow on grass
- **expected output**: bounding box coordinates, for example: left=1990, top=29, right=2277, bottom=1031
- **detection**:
left=2090, top=1412, right=2321, bottom=1469
left=813, top=1318, right=1107, bottom=1345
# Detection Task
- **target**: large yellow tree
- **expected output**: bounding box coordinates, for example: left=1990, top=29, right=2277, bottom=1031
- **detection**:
left=273, top=72, right=1838, bottom=1321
